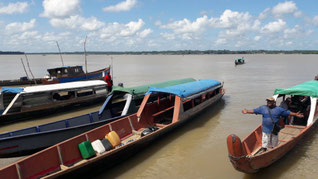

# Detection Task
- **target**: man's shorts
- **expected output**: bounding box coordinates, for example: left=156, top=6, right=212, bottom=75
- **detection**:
left=262, top=132, right=278, bottom=148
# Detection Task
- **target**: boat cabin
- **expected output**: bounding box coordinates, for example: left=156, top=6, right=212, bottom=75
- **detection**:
left=274, top=80, right=318, bottom=127
left=46, top=66, right=85, bottom=78
left=0, top=80, right=107, bottom=119
left=137, top=79, right=224, bottom=127
left=98, top=78, right=196, bottom=120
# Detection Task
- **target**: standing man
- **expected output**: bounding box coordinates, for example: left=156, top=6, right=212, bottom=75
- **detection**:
left=104, top=71, right=113, bottom=92
left=242, top=97, right=303, bottom=151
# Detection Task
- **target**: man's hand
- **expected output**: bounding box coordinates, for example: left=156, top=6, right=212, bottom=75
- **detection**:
left=296, top=112, right=304, bottom=118
left=242, top=109, right=248, bottom=114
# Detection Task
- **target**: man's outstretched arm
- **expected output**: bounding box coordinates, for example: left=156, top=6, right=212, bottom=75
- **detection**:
left=242, top=109, right=254, bottom=114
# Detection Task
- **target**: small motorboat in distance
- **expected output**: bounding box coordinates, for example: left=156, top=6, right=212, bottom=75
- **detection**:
left=227, top=80, right=318, bottom=173
left=0, top=78, right=195, bottom=157
left=0, top=79, right=224, bottom=178
left=235, top=57, right=245, bottom=65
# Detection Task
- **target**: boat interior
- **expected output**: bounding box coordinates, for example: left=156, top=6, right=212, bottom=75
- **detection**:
left=242, top=94, right=316, bottom=156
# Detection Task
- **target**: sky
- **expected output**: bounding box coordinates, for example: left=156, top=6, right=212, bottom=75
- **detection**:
left=1, top=0, right=318, bottom=52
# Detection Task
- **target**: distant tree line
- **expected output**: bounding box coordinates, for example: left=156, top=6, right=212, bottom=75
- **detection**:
left=0, top=51, right=24, bottom=54
left=3, top=50, right=318, bottom=55
left=32, top=50, right=318, bottom=55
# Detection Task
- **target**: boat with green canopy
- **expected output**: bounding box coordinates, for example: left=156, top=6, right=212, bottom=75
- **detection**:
left=235, top=57, right=245, bottom=65
left=0, top=78, right=195, bottom=157
left=227, top=80, right=318, bottom=173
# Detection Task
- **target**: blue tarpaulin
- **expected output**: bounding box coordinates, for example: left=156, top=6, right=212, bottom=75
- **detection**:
left=1, top=87, right=23, bottom=93
left=146, top=79, right=221, bottom=98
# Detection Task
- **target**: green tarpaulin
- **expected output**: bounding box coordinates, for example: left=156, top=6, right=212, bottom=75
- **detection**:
left=109, top=78, right=196, bottom=98
left=274, top=80, right=318, bottom=97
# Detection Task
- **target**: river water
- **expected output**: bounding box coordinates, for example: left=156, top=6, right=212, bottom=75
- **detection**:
left=0, top=54, right=318, bottom=178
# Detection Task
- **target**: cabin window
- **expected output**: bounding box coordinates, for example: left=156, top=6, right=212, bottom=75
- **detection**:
left=193, top=96, right=201, bottom=106
left=2, top=93, right=17, bottom=109
left=77, top=89, right=94, bottom=97
left=52, top=91, right=75, bottom=101
left=183, top=99, right=192, bottom=112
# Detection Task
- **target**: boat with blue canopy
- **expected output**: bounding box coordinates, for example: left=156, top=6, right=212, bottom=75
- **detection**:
left=0, top=78, right=195, bottom=157
left=0, top=78, right=224, bottom=178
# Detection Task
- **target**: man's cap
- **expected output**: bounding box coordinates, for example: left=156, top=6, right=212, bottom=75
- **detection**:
left=266, top=97, right=275, bottom=102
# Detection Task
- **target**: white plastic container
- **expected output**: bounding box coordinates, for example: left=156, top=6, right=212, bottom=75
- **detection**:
left=91, top=139, right=106, bottom=154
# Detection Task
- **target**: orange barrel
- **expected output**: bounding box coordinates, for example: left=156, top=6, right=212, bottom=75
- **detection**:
left=105, top=131, right=121, bottom=147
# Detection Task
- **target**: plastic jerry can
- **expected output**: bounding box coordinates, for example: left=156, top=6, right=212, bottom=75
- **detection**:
left=105, top=131, right=121, bottom=147
left=78, top=141, right=95, bottom=159
left=101, top=138, right=113, bottom=151
left=91, top=140, right=106, bottom=154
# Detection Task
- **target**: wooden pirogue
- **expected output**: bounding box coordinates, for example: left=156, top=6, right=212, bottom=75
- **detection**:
left=0, top=79, right=224, bottom=178
left=227, top=80, right=318, bottom=173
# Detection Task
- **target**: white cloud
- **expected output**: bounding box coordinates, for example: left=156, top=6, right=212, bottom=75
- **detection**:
left=254, top=36, right=261, bottom=41
left=0, top=2, right=29, bottom=14
left=272, top=1, right=301, bottom=17
left=283, top=25, right=303, bottom=39
left=41, top=0, right=80, bottom=18
left=5, top=19, right=36, bottom=34
left=286, top=41, right=293, bottom=45
left=160, top=32, right=175, bottom=40
left=214, top=10, right=252, bottom=28
left=103, top=0, right=137, bottom=12
left=161, top=16, right=212, bottom=34
left=120, top=19, right=144, bottom=36
left=98, top=19, right=148, bottom=41
left=261, top=19, right=286, bottom=33
left=80, top=17, right=105, bottom=31
left=138, top=29, right=153, bottom=38
left=215, top=38, right=227, bottom=45
left=50, top=15, right=104, bottom=31
left=18, top=31, right=41, bottom=40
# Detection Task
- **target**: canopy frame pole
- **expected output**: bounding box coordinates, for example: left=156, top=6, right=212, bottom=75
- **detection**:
left=24, top=54, right=37, bottom=84
left=20, top=58, right=29, bottom=79
left=84, top=35, right=88, bottom=77
left=3, top=94, right=20, bottom=115
left=56, top=41, right=64, bottom=66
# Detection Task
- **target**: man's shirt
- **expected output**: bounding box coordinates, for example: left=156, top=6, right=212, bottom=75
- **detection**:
left=253, top=105, right=290, bottom=133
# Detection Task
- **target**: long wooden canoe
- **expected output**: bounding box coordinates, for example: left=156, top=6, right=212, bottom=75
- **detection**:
left=227, top=80, right=318, bottom=173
